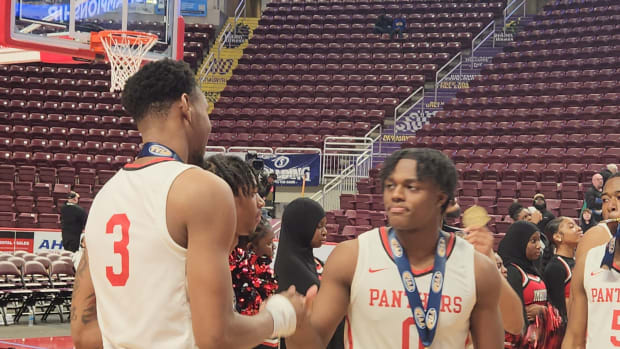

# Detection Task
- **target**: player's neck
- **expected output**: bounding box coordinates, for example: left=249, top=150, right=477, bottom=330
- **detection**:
left=395, top=225, right=441, bottom=264
left=555, top=244, right=575, bottom=259
left=138, top=127, right=189, bottom=163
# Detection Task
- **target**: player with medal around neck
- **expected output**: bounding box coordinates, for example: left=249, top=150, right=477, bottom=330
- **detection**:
left=286, top=148, right=504, bottom=349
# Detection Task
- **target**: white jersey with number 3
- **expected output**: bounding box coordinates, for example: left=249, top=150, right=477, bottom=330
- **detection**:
left=346, top=228, right=476, bottom=349
left=85, top=159, right=198, bottom=349
left=583, top=243, right=620, bottom=349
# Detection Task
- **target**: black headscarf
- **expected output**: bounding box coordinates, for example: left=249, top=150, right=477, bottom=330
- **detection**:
left=498, top=221, right=541, bottom=276
left=274, top=198, right=325, bottom=294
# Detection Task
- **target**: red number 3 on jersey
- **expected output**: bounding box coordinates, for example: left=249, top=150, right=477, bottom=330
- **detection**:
left=105, top=214, right=130, bottom=286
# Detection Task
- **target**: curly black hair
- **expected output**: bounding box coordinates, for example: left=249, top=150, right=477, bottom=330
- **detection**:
left=203, top=154, right=259, bottom=197
left=379, top=148, right=457, bottom=212
left=121, top=59, right=198, bottom=122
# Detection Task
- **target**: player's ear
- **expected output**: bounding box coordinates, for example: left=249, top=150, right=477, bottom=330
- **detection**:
left=179, top=93, right=192, bottom=123
left=436, top=190, right=448, bottom=210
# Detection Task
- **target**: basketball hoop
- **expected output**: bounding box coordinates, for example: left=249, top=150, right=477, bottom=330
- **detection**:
left=91, top=30, right=158, bottom=92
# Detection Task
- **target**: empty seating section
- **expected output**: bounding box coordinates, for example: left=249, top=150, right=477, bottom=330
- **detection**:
left=391, top=0, right=618, bottom=232
left=0, top=250, right=75, bottom=325
left=327, top=0, right=617, bottom=240
left=0, top=22, right=215, bottom=228
left=208, top=0, right=504, bottom=148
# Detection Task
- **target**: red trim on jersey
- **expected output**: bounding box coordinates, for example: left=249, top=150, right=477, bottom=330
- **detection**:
left=123, top=157, right=176, bottom=169
left=345, top=316, right=353, bottom=349
left=556, top=256, right=573, bottom=283
left=378, top=226, right=456, bottom=276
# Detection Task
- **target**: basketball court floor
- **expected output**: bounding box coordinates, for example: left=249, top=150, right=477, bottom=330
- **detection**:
left=0, top=321, right=71, bottom=348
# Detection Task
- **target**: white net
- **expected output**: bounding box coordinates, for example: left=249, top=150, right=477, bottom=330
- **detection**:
left=100, top=31, right=158, bottom=92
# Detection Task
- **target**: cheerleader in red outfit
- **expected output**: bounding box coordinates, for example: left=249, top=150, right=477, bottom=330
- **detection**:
left=498, top=221, right=563, bottom=349
left=230, top=218, right=278, bottom=349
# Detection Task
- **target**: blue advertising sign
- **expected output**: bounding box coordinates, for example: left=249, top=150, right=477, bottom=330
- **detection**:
left=179, top=0, right=207, bottom=16
left=260, top=154, right=321, bottom=186
left=16, top=0, right=205, bottom=22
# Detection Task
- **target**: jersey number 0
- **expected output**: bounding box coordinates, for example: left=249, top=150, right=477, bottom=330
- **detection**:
left=105, top=214, right=130, bottom=286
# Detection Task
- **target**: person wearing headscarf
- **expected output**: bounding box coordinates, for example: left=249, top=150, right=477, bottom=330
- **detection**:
left=498, top=221, right=563, bottom=348
left=274, top=198, right=343, bottom=349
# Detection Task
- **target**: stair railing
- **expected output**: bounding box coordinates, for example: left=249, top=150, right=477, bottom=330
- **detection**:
left=393, top=86, right=424, bottom=136
left=471, top=20, right=496, bottom=56
left=434, top=52, right=462, bottom=101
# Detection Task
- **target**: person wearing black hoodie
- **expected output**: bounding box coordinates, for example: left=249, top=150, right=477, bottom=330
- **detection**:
left=274, top=198, right=344, bottom=349
left=533, top=194, right=556, bottom=232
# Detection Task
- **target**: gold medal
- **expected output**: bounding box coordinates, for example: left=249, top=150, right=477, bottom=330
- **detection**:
left=462, top=205, right=491, bottom=228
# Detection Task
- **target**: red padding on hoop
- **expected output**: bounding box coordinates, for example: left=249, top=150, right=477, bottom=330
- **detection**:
left=176, top=16, right=185, bottom=61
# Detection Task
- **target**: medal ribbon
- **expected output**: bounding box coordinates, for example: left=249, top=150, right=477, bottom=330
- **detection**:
left=137, top=142, right=183, bottom=162
left=388, top=228, right=448, bottom=347
left=600, top=223, right=620, bottom=269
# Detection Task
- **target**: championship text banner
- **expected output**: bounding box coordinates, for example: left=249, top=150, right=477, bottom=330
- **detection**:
left=260, top=154, right=321, bottom=186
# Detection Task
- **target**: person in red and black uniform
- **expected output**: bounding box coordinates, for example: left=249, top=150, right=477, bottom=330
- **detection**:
left=543, top=217, right=583, bottom=322
left=498, top=221, right=563, bottom=348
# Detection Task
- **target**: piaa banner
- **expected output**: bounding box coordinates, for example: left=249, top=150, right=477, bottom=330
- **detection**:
left=260, top=154, right=321, bottom=186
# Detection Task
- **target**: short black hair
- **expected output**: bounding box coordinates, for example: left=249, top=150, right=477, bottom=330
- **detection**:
left=67, top=191, right=78, bottom=199
left=604, top=173, right=620, bottom=189
left=379, top=148, right=457, bottom=212
left=508, top=202, right=526, bottom=221
left=121, top=59, right=198, bottom=122
left=203, top=154, right=259, bottom=197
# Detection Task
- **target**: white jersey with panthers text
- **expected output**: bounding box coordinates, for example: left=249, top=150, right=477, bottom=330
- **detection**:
left=346, top=228, right=477, bottom=349
left=583, top=243, right=620, bottom=349
left=85, top=158, right=198, bottom=349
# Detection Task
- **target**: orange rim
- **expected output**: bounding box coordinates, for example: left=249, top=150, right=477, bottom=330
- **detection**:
left=90, top=30, right=158, bottom=56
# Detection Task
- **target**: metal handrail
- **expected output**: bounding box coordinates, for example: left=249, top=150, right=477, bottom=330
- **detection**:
left=218, top=22, right=232, bottom=58
left=233, top=0, right=247, bottom=35
left=274, top=147, right=321, bottom=155
left=504, top=0, right=527, bottom=29
left=364, top=123, right=382, bottom=153
left=393, top=86, right=424, bottom=136
left=435, top=52, right=463, bottom=101
left=205, top=146, right=226, bottom=153
left=364, top=123, right=382, bottom=141
left=198, top=52, right=215, bottom=83
left=471, top=20, right=496, bottom=56
left=227, top=146, right=274, bottom=154
left=313, top=136, right=375, bottom=208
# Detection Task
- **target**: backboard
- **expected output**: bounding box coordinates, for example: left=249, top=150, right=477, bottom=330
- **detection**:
left=0, top=0, right=183, bottom=62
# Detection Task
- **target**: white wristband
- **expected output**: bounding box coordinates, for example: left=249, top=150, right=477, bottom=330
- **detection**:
left=264, top=294, right=297, bottom=338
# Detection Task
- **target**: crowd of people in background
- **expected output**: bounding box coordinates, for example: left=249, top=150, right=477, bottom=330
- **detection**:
left=69, top=60, right=620, bottom=349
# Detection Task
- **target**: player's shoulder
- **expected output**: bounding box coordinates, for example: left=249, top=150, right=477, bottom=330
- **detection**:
left=168, top=167, right=235, bottom=213
left=172, top=167, right=232, bottom=195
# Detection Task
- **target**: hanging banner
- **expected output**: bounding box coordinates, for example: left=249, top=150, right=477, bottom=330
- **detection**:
left=260, top=154, right=321, bottom=187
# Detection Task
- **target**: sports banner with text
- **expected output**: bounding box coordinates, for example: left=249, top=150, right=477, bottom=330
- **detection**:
left=260, top=154, right=321, bottom=187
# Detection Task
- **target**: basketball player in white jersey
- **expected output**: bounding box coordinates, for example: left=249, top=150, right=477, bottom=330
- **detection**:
left=70, top=59, right=311, bottom=349
left=562, top=173, right=620, bottom=348
left=288, top=148, right=504, bottom=349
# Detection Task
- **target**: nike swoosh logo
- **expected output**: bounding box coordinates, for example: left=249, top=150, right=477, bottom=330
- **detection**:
left=591, top=271, right=604, bottom=276
left=369, top=268, right=388, bottom=273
